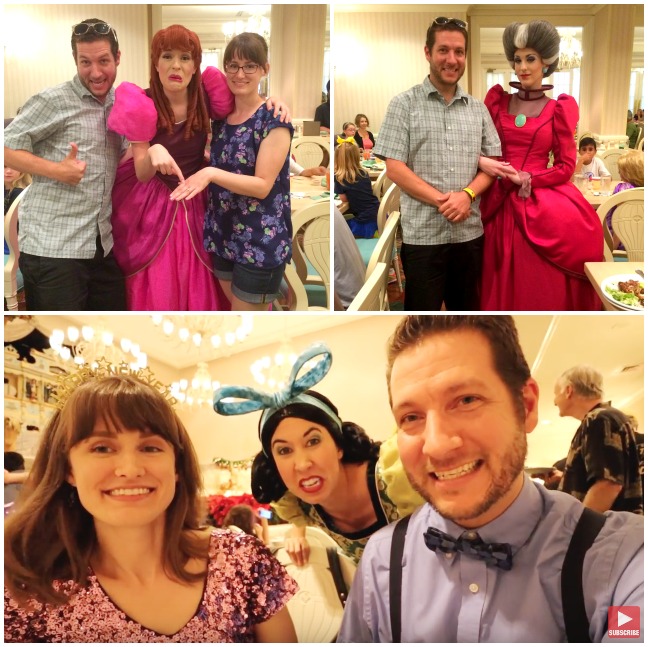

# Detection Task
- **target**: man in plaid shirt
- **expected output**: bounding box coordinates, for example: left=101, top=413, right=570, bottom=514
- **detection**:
left=374, top=18, right=501, bottom=311
left=4, top=18, right=127, bottom=310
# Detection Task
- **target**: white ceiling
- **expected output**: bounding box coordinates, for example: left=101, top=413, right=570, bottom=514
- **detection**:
left=26, top=314, right=364, bottom=369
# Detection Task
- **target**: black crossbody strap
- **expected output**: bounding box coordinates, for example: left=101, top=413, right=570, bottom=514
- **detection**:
left=326, top=547, right=349, bottom=608
left=561, top=507, right=607, bottom=642
left=389, top=515, right=412, bottom=643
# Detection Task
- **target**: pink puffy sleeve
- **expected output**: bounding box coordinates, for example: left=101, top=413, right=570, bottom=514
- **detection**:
left=107, top=82, right=158, bottom=142
left=530, top=94, right=578, bottom=188
left=201, top=67, right=235, bottom=120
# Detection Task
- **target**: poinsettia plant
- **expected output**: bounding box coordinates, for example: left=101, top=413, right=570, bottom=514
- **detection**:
left=206, top=493, right=272, bottom=527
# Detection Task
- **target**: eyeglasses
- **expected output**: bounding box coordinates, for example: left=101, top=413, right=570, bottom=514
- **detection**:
left=72, top=21, right=118, bottom=39
left=433, top=17, right=468, bottom=30
left=225, top=63, right=260, bottom=75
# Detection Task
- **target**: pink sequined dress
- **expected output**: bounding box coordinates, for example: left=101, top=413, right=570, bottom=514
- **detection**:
left=479, top=85, right=603, bottom=311
left=4, top=529, right=297, bottom=643
left=111, top=123, right=229, bottom=311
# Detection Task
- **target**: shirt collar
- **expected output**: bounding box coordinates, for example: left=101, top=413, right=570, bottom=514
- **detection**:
left=589, top=400, right=611, bottom=413
left=423, top=75, right=469, bottom=104
left=423, top=474, right=545, bottom=551
left=71, top=74, right=115, bottom=106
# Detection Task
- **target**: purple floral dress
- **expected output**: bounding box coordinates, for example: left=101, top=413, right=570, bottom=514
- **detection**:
left=204, top=105, right=294, bottom=269
left=4, top=529, right=297, bottom=642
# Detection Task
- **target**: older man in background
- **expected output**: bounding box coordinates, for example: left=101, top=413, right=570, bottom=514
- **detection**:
left=4, top=18, right=127, bottom=310
left=554, top=365, right=643, bottom=515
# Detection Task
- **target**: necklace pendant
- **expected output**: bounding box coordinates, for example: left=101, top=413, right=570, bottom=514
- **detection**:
left=515, top=114, right=527, bottom=128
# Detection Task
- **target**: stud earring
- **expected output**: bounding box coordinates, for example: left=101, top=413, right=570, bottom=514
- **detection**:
left=67, top=485, right=79, bottom=508
left=542, top=67, right=548, bottom=74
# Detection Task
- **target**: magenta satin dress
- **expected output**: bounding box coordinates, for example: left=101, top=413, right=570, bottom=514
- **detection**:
left=480, top=85, right=603, bottom=311
left=111, top=124, right=229, bottom=311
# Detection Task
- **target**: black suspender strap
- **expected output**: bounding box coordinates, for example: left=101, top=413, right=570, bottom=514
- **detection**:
left=326, top=547, right=349, bottom=608
left=561, top=507, right=607, bottom=642
left=389, top=515, right=411, bottom=643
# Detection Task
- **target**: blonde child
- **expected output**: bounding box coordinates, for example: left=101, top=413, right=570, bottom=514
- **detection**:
left=334, top=141, right=379, bottom=239
left=606, top=149, right=644, bottom=250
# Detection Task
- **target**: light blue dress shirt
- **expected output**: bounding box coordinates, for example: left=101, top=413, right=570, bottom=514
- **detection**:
left=338, top=476, right=643, bottom=643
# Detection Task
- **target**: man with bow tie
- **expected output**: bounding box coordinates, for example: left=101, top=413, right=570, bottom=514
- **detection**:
left=338, top=315, right=643, bottom=643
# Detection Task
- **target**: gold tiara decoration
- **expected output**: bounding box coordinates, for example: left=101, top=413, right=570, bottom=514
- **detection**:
left=51, top=358, right=178, bottom=410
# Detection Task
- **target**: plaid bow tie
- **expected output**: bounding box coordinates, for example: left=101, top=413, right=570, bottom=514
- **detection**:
left=423, top=527, right=513, bottom=571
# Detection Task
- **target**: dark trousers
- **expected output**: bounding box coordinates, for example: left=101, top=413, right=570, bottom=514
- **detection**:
left=20, top=239, right=126, bottom=311
left=401, top=236, right=484, bottom=311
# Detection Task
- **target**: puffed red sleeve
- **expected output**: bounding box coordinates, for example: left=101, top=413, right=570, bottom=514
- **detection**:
left=483, top=85, right=518, bottom=192
left=484, top=84, right=505, bottom=126
left=530, top=94, right=578, bottom=188
left=201, top=67, right=235, bottom=120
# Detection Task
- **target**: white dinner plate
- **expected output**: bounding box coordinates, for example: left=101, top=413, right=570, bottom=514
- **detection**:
left=600, top=273, right=644, bottom=311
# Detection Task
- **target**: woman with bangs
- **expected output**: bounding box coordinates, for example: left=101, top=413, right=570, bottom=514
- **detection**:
left=170, top=33, right=294, bottom=311
left=4, top=371, right=297, bottom=642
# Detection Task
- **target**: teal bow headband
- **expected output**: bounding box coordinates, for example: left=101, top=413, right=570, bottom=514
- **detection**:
left=213, top=343, right=341, bottom=453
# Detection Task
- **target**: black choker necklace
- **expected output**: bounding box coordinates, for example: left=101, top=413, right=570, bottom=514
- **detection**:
left=509, top=81, right=553, bottom=101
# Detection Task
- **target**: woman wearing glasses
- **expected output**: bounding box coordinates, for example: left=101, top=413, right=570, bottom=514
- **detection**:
left=477, top=20, right=602, bottom=311
left=171, top=33, right=293, bottom=311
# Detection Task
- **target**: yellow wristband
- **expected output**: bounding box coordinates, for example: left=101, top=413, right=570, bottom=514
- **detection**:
left=462, top=187, right=476, bottom=203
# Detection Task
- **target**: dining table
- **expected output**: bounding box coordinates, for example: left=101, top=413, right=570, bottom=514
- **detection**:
left=290, top=174, right=330, bottom=214
left=584, top=261, right=644, bottom=311
left=360, top=158, right=386, bottom=180
left=576, top=180, right=622, bottom=208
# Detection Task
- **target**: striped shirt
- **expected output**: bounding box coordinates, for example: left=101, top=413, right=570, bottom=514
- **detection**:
left=374, top=76, right=501, bottom=245
left=4, top=75, right=125, bottom=259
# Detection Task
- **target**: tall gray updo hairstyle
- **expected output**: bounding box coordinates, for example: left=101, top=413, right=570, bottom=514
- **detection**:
left=503, top=20, right=560, bottom=77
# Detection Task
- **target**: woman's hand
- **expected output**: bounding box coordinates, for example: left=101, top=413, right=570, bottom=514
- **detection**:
left=284, top=525, right=310, bottom=566
left=169, top=168, right=215, bottom=201
left=265, top=96, right=292, bottom=123
left=147, top=144, right=184, bottom=181
left=478, top=156, right=518, bottom=179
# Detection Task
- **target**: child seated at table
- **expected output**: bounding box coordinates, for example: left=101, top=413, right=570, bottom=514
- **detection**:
left=333, top=141, right=379, bottom=239
left=574, top=136, right=611, bottom=178
left=605, top=149, right=644, bottom=251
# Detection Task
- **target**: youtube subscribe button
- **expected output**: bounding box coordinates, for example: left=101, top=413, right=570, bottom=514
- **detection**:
left=608, top=606, right=640, bottom=639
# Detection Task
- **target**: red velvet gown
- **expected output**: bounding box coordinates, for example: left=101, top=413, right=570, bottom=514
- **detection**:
left=480, top=85, right=603, bottom=311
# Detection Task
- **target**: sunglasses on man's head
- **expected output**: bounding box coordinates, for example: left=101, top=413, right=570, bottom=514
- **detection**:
left=72, top=22, right=117, bottom=39
left=433, top=17, right=468, bottom=30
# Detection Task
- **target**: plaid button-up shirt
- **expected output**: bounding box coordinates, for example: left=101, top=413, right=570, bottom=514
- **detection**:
left=374, top=76, right=501, bottom=245
left=4, top=75, right=126, bottom=259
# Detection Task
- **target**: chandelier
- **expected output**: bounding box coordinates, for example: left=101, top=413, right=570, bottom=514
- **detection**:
left=250, top=340, right=320, bottom=392
left=558, top=33, right=582, bottom=71
left=151, top=314, right=253, bottom=349
left=49, top=324, right=147, bottom=369
left=222, top=13, right=270, bottom=41
left=170, top=362, right=220, bottom=409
